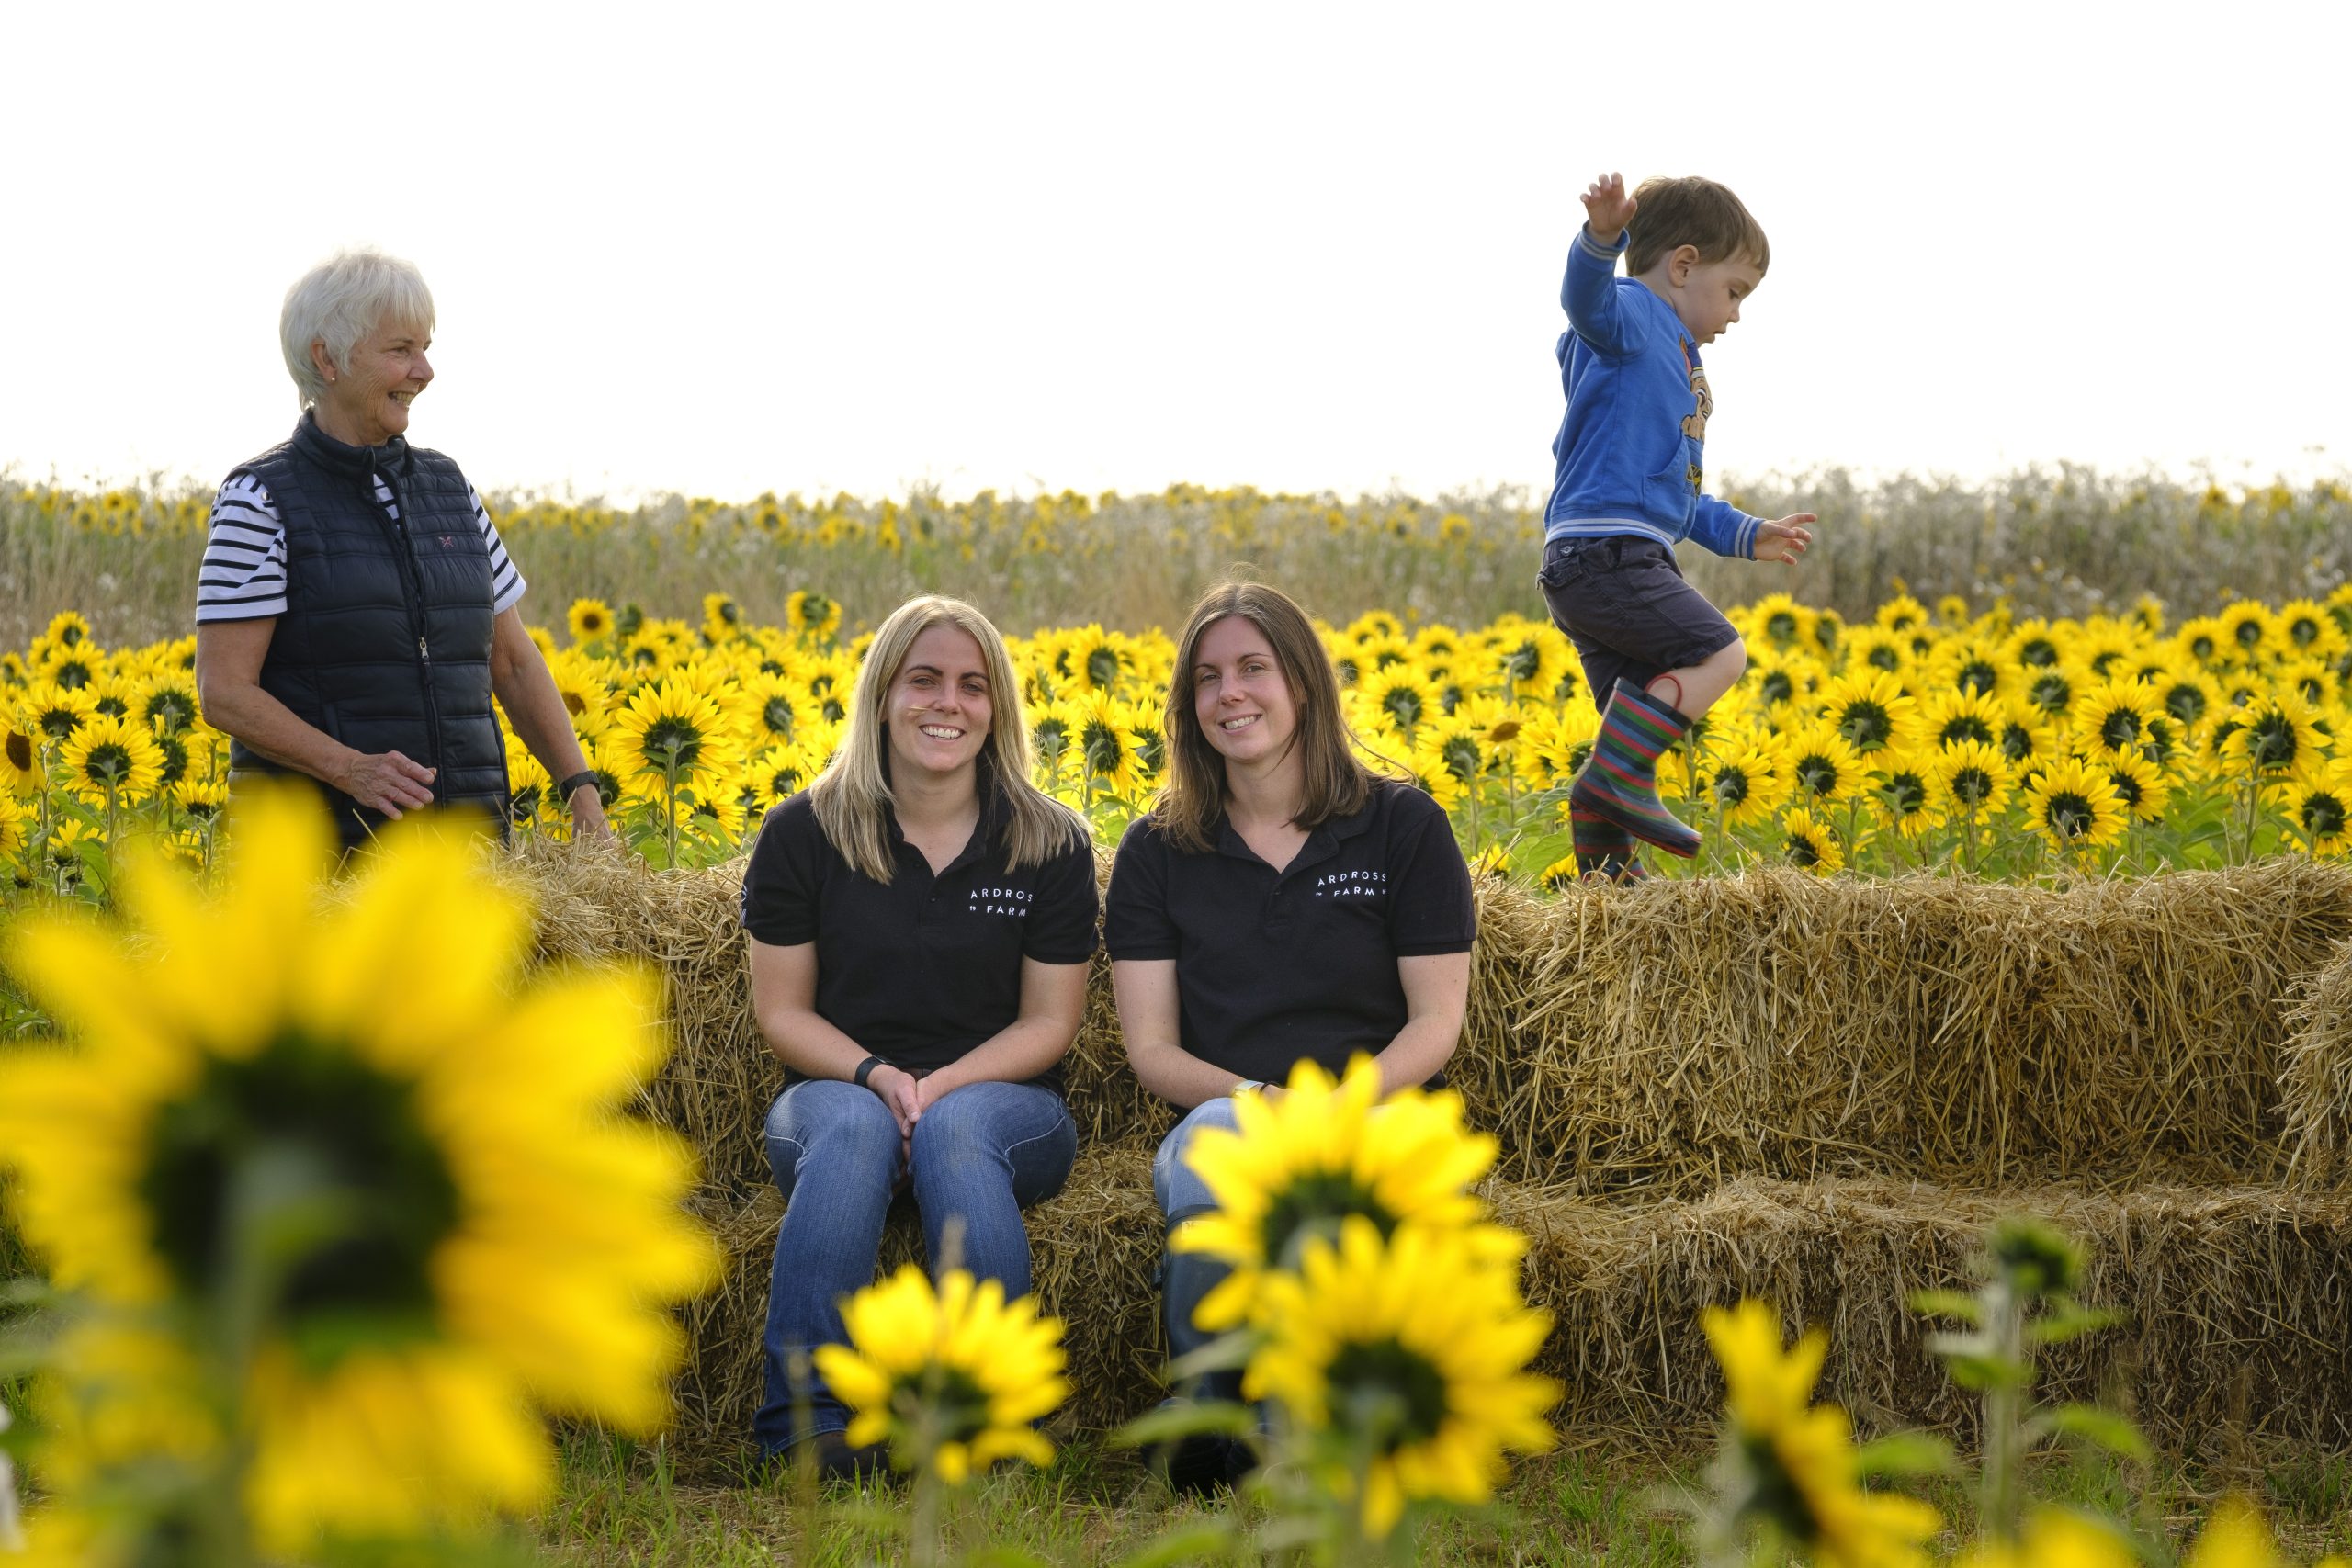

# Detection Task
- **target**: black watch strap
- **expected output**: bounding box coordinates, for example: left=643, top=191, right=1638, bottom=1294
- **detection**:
left=854, top=1055, right=885, bottom=1089
left=557, top=769, right=599, bottom=803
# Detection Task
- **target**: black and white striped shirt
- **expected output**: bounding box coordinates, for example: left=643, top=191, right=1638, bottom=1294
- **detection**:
left=194, top=471, right=526, bottom=624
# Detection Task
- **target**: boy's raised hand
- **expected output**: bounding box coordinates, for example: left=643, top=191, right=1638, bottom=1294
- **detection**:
left=1581, top=172, right=1638, bottom=245
left=1753, top=513, right=1817, bottom=566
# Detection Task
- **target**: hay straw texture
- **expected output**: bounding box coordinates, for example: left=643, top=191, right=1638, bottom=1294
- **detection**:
left=2281, top=937, right=2352, bottom=1183
left=504, top=841, right=2352, bottom=1458
left=666, top=1158, right=2352, bottom=1454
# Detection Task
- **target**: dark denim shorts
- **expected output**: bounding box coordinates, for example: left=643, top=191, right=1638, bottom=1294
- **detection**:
left=1536, top=535, right=1740, bottom=707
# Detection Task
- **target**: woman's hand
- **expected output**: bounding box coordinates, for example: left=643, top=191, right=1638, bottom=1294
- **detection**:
left=566, top=784, right=614, bottom=843
left=868, top=1063, right=923, bottom=1165
left=336, top=749, right=437, bottom=816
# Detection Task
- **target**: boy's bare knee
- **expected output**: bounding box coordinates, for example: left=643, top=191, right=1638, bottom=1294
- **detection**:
left=1715, top=637, right=1748, bottom=680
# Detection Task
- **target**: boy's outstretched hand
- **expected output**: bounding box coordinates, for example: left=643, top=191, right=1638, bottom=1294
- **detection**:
left=1753, top=513, right=1817, bottom=566
left=1582, top=172, right=1638, bottom=245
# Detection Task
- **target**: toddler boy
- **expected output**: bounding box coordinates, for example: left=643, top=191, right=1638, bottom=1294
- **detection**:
left=1542, top=171, right=1815, bottom=879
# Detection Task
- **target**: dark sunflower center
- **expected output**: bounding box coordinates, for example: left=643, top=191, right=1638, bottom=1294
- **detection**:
left=2234, top=620, right=2265, bottom=649
left=1260, top=1178, right=1396, bottom=1271
left=1505, top=643, right=1541, bottom=682
left=2099, top=708, right=2143, bottom=748
left=2303, top=793, right=2347, bottom=840
left=1766, top=612, right=1798, bottom=642
left=1760, top=671, right=1794, bottom=705
left=6, top=732, right=30, bottom=773
left=2029, top=672, right=2072, bottom=714
left=1958, top=661, right=1998, bottom=697
left=154, top=735, right=188, bottom=789
left=1941, top=716, right=1993, bottom=747
left=39, top=707, right=81, bottom=740
left=2110, top=772, right=2143, bottom=808
left=639, top=717, right=707, bottom=770
left=147, top=690, right=197, bottom=731
left=1135, top=730, right=1166, bottom=773
left=81, top=742, right=133, bottom=784
left=1950, top=766, right=1995, bottom=807
left=1440, top=738, right=1481, bottom=781
left=2245, top=716, right=2299, bottom=768
left=1082, top=721, right=1125, bottom=775
left=2000, top=724, right=2037, bottom=763
left=139, top=1035, right=460, bottom=1359
left=2018, top=638, right=2057, bottom=668
left=94, top=695, right=130, bottom=719
left=2188, top=635, right=2216, bottom=661
left=1713, top=767, right=1751, bottom=807
left=1793, top=753, right=1840, bottom=795
left=1326, top=1337, right=1450, bottom=1452
left=1866, top=647, right=1901, bottom=673
left=2289, top=618, right=2320, bottom=649
left=762, top=696, right=797, bottom=739
left=1883, top=773, right=1928, bottom=815
left=895, top=1363, right=994, bottom=1447
left=1384, top=689, right=1424, bottom=727
left=1087, top=648, right=1124, bottom=688
left=1837, top=702, right=1892, bottom=750
left=1786, top=831, right=1823, bottom=868
left=54, top=662, right=93, bottom=690
left=1739, top=1432, right=1825, bottom=1542
left=2044, top=792, right=2096, bottom=838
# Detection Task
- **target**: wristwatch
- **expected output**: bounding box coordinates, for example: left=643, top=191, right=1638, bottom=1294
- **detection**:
left=854, top=1055, right=885, bottom=1089
left=557, top=769, right=599, bottom=803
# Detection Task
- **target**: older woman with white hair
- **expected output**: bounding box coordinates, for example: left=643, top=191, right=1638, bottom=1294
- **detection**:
left=193, top=247, right=605, bottom=849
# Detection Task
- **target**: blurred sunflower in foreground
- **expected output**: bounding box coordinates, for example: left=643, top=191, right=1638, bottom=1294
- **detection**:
left=1173, top=1054, right=1513, bottom=1333
left=0, top=787, right=720, bottom=1559
left=1697, top=1299, right=1941, bottom=1568
left=814, top=1264, right=1069, bottom=1485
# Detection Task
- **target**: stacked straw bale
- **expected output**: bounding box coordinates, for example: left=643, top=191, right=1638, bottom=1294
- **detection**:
left=505, top=840, right=2352, bottom=1460
left=2281, top=936, right=2352, bottom=1183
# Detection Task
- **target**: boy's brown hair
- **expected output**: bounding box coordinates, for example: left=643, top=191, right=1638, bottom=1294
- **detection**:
left=1624, top=175, right=1770, bottom=276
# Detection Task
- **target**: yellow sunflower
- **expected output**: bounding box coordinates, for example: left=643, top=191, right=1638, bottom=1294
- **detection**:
left=18, top=678, right=96, bottom=743
left=2068, top=675, right=2165, bottom=758
left=1781, top=724, right=1867, bottom=805
left=1076, top=691, right=1144, bottom=798
left=1244, top=1215, right=1560, bottom=1539
left=0, top=788, right=718, bottom=1551
left=139, top=673, right=201, bottom=737
left=1173, top=1055, right=1512, bottom=1334
left=2274, top=761, right=2351, bottom=856
left=2184, top=1497, right=2286, bottom=1568
left=1489, top=623, right=1574, bottom=703
left=2215, top=600, right=2278, bottom=663
left=1699, top=738, right=1792, bottom=829
left=2024, top=754, right=2129, bottom=852
left=1702, top=1301, right=1940, bottom=1568
left=1357, top=663, right=1440, bottom=739
left=1951, top=1507, right=2135, bottom=1568
left=1744, top=592, right=1816, bottom=652
left=1921, top=687, right=2008, bottom=751
left=2221, top=690, right=2325, bottom=776
left=1871, top=751, right=1944, bottom=839
left=700, top=592, right=745, bottom=643
left=566, top=597, right=615, bottom=647
left=2103, top=750, right=2172, bottom=824
left=610, top=678, right=737, bottom=787
left=811, top=1265, right=1068, bottom=1484
left=5, top=724, right=48, bottom=795
left=786, top=589, right=843, bottom=644
left=57, top=712, right=165, bottom=805
left=1781, top=807, right=1845, bottom=875
left=1930, top=740, right=2013, bottom=821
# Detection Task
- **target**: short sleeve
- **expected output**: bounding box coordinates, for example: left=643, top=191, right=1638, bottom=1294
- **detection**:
left=740, top=795, right=823, bottom=946
left=469, top=484, right=527, bottom=613
left=1022, top=832, right=1102, bottom=965
left=194, top=474, right=289, bottom=623
left=1103, top=816, right=1179, bottom=961
left=1384, top=786, right=1476, bottom=956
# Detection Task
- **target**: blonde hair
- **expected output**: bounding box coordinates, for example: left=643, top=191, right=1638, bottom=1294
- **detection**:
left=1152, top=581, right=1382, bottom=854
left=809, top=595, right=1089, bottom=882
left=281, top=247, right=435, bottom=410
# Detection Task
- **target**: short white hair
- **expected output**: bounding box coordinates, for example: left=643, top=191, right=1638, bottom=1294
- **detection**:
left=279, top=248, right=435, bottom=410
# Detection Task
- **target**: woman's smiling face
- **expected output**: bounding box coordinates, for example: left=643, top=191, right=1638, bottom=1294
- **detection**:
left=316, top=318, right=433, bottom=446
left=886, top=622, right=992, bottom=782
left=1192, top=615, right=1297, bottom=767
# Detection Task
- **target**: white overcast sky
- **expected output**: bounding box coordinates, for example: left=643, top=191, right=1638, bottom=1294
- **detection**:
left=5, top=3, right=2344, bottom=503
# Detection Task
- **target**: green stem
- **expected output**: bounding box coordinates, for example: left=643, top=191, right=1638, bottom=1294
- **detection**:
left=1983, top=1278, right=2026, bottom=1542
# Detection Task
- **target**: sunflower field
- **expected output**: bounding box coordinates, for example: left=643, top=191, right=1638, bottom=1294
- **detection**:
left=5, top=581, right=2351, bottom=908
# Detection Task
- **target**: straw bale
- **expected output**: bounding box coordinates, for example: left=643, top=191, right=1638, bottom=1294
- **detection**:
left=667, top=1154, right=2352, bottom=1460
left=1458, top=863, right=2352, bottom=1192
left=1501, top=1177, right=2352, bottom=1450
left=2280, top=935, right=2352, bottom=1184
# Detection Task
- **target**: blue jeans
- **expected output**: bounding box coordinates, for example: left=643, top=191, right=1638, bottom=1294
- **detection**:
left=1152, top=1099, right=1244, bottom=1400
left=753, top=1077, right=1078, bottom=1454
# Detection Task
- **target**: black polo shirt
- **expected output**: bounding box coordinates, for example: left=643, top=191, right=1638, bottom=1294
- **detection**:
left=1103, top=777, right=1476, bottom=1089
left=740, top=790, right=1100, bottom=1092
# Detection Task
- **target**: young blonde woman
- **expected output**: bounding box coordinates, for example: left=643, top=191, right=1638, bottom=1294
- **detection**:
left=1104, top=581, right=1476, bottom=1491
left=741, top=595, right=1098, bottom=1474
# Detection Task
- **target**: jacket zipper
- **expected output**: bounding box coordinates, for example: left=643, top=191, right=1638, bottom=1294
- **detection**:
left=375, top=464, right=446, bottom=803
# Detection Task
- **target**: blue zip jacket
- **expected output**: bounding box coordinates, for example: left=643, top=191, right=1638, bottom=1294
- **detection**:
left=1544, top=224, right=1759, bottom=558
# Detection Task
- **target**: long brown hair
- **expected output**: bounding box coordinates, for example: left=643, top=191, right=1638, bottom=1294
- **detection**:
left=1152, top=581, right=1376, bottom=853
left=809, top=595, right=1088, bottom=882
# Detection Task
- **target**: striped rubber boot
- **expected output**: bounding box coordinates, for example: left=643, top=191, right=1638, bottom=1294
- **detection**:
left=1570, top=807, right=1648, bottom=882
left=1569, top=680, right=1702, bottom=858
